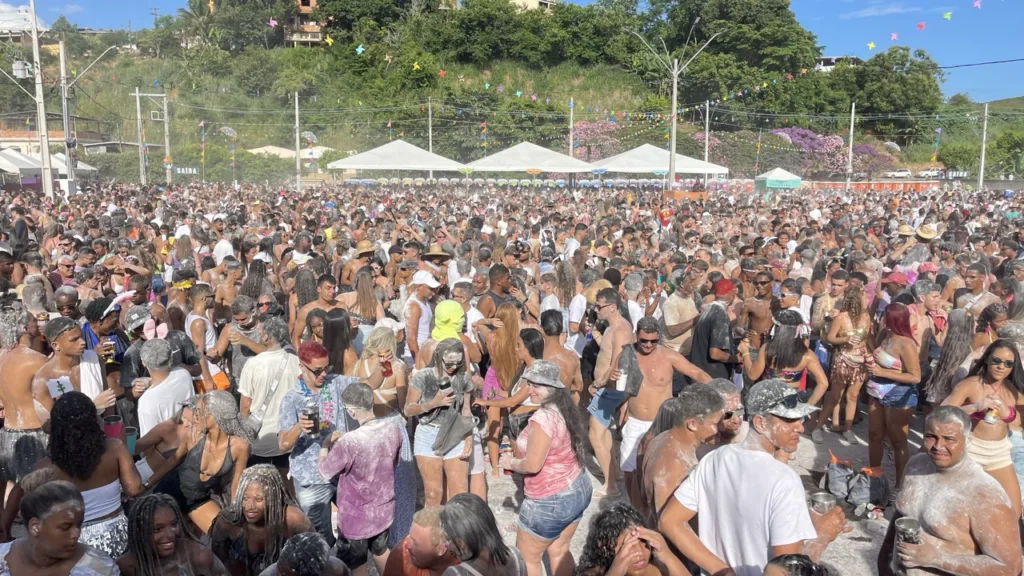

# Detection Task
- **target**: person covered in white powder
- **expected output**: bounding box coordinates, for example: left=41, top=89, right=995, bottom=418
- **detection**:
left=32, top=317, right=116, bottom=415
left=134, top=339, right=196, bottom=436
left=659, top=379, right=846, bottom=576
left=877, top=406, right=1021, bottom=576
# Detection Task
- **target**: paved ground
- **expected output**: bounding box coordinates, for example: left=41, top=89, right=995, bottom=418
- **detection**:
left=481, top=407, right=913, bottom=575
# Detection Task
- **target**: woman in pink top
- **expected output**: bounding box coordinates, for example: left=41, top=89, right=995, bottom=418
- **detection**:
left=499, top=360, right=592, bottom=576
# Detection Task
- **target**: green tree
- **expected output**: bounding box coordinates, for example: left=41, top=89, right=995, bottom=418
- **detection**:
left=854, top=47, right=943, bottom=141
left=991, top=130, right=1024, bottom=178
left=937, top=139, right=979, bottom=172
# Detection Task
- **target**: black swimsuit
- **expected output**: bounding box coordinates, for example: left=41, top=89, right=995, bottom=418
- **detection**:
left=178, top=436, right=234, bottom=512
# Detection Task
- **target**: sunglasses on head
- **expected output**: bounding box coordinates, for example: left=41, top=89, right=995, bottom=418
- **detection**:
left=303, top=364, right=331, bottom=377
left=771, top=394, right=801, bottom=411
left=989, top=357, right=1015, bottom=368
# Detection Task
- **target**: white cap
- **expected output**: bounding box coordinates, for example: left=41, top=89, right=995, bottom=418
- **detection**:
left=412, top=271, right=441, bottom=289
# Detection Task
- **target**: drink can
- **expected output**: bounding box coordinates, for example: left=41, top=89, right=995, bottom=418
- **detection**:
left=379, top=354, right=393, bottom=377
left=895, top=517, right=921, bottom=544
left=984, top=408, right=998, bottom=425
left=810, top=492, right=837, bottom=515
left=500, top=435, right=513, bottom=475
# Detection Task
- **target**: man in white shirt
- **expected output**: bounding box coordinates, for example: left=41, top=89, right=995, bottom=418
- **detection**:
left=659, top=380, right=846, bottom=576
left=136, top=339, right=195, bottom=436
left=238, top=317, right=301, bottom=468
left=562, top=223, right=586, bottom=262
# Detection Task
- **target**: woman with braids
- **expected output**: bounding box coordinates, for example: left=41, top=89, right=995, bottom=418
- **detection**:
left=239, top=261, right=273, bottom=302
left=118, top=494, right=226, bottom=576
left=0, top=481, right=118, bottom=576
left=146, top=391, right=252, bottom=535
left=40, top=391, right=144, bottom=558
left=924, top=309, right=975, bottom=406
left=575, top=503, right=686, bottom=576
left=209, top=465, right=312, bottom=576
left=500, top=360, right=592, bottom=576
left=302, top=309, right=327, bottom=345
left=820, top=284, right=873, bottom=444
left=974, top=301, right=1009, bottom=351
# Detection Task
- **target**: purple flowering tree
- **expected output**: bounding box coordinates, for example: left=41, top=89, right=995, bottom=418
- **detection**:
left=771, top=127, right=848, bottom=176
left=852, top=143, right=895, bottom=177
left=567, top=120, right=623, bottom=161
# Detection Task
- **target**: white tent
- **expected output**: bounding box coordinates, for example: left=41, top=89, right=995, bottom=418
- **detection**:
left=0, top=148, right=45, bottom=177
left=248, top=145, right=296, bottom=159
left=50, top=153, right=98, bottom=175
left=326, top=140, right=465, bottom=172
left=467, top=142, right=592, bottom=173
left=590, top=143, right=729, bottom=175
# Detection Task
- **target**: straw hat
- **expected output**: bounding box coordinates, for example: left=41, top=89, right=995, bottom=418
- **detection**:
left=896, top=224, right=915, bottom=237
left=355, top=240, right=376, bottom=257
left=915, top=224, right=938, bottom=240
left=423, top=243, right=452, bottom=262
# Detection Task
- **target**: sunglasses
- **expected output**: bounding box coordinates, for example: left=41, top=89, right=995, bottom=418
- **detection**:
left=258, top=301, right=272, bottom=308
left=753, top=280, right=772, bottom=286
left=442, top=360, right=463, bottom=369
left=780, top=292, right=799, bottom=299
left=637, top=338, right=659, bottom=345
left=303, top=363, right=332, bottom=377
left=723, top=408, right=745, bottom=420
left=594, top=303, right=615, bottom=312
left=989, top=357, right=1015, bottom=368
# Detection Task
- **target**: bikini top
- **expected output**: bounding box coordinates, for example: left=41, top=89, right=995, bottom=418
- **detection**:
left=874, top=347, right=902, bottom=370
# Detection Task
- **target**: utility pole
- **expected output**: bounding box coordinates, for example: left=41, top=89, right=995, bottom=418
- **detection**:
left=668, top=58, right=679, bottom=187
left=845, top=102, right=855, bottom=190
left=135, top=87, right=146, bottom=185
left=59, top=39, right=74, bottom=190
left=294, top=92, right=301, bottom=193
left=978, top=102, right=989, bottom=191
left=568, top=97, right=574, bottom=158
left=29, top=0, right=53, bottom=199
left=428, top=97, right=433, bottom=179
left=162, top=93, right=171, bottom=184
left=703, top=99, right=710, bottom=186
left=150, top=7, right=158, bottom=24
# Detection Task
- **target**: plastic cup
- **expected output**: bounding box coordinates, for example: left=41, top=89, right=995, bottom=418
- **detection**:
left=103, top=415, right=123, bottom=439
left=124, top=426, right=138, bottom=455
left=810, top=492, right=837, bottom=515
left=895, top=517, right=921, bottom=544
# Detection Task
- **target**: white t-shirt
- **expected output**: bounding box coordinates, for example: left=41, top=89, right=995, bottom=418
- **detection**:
left=627, top=300, right=644, bottom=331
left=137, top=368, right=196, bottom=436
left=213, top=239, right=234, bottom=265
left=239, top=349, right=302, bottom=456
left=567, top=293, right=588, bottom=357
left=673, top=443, right=817, bottom=576
left=464, top=306, right=484, bottom=344
left=563, top=237, right=581, bottom=261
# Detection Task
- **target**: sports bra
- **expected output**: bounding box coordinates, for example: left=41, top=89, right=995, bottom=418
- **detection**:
left=81, top=479, right=122, bottom=522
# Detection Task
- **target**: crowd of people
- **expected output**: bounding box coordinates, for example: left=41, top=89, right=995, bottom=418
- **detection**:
left=0, top=180, right=1019, bottom=576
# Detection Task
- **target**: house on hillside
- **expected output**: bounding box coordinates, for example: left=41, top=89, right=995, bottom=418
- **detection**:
left=0, top=4, right=45, bottom=43
left=0, top=112, right=109, bottom=156
left=287, top=0, right=323, bottom=45
left=814, top=56, right=863, bottom=73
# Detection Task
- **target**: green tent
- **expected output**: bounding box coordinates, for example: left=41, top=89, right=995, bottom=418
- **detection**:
left=755, top=167, right=802, bottom=190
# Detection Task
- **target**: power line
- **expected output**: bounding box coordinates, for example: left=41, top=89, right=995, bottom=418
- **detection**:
left=938, top=57, right=1024, bottom=70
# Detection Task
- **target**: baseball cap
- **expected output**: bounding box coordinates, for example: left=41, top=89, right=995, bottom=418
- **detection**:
left=412, top=271, right=440, bottom=289
left=522, top=360, right=563, bottom=388
left=745, top=379, right=819, bottom=419
left=125, top=305, right=152, bottom=332
left=880, top=271, right=909, bottom=286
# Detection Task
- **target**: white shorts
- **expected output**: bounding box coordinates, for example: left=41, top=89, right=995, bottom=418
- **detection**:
left=469, top=428, right=485, bottom=475
left=619, top=416, right=653, bottom=473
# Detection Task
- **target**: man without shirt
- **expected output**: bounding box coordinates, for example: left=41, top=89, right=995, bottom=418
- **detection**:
left=877, top=406, right=1021, bottom=576
left=293, top=274, right=342, bottom=348
left=616, top=317, right=711, bottom=506
left=697, top=379, right=748, bottom=459
left=638, top=385, right=723, bottom=527
left=586, top=287, right=634, bottom=497
left=0, top=306, right=48, bottom=494
left=740, top=271, right=775, bottom=343
left=659, top=380, right=846, bottom=576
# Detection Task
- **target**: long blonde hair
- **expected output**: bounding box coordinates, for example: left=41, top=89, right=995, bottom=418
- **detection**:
left=360, top=326, right=397, bottom=360
left=174, top=235, right=193, bottom=265
left=354, top=268, right=377, bottom=319
left=491, top=302, right=521, bottom=391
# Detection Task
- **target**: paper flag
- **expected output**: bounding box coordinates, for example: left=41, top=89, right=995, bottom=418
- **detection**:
left=355, top=44, right=365, bottom=55
left=973, top=0, right=981, bottom=7
left=867, top=41, right=876, bottom=50
left=497, top=85, right=504, bottom=93
left=917, top=21, right=925, bottom=30
left=545, top=98, right=550, bottom=104
left=530, top=93, right=537, bottom=101
left=943, top=11, right=952, bottom=19
left=268, top=18, right=277, bottom=27
left=385, top=54, right=392, bottom=63
left=412, top=61, right=420, bottom=70
left=207, top=0, right=214, bottom=12
left=387, top=121, right=392, bottom=127
left=438, top=69, right=446, bottom=78
left=153, top=79, right=160, bottom=86
left=484, top=82, right=490, bottom=89
left=458, top=75, right=464, bottom=82
left=515, top=90, right=522, bottom=97
left=891, top=32, right=898, bottom=41
left=325, top=35, right=334, bottom=46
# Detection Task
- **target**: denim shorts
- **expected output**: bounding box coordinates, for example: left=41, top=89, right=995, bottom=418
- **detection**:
left=413, top=423, right=464, bottom=460
left=587, top=388, right=627, bottom=428
left=877, top=384, right=918, bottom=409
left=518, top=472, right=593, bottom=540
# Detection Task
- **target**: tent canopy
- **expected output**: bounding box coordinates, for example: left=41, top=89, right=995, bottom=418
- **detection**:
left=326, top=140, right=464, bottom=172
left=51, top=153, right=98, bottom=175
left=590, top=144, right=729, bottom=175
left=247, top=145, right=296, bottom=159
left=0, top=148, right=44, bottom=176
left=755, top=167, right=802, bottom=189
left=467, top=141, right=592, bottom=173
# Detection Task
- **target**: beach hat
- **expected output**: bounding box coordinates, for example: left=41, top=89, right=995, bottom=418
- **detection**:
left=355, top=240, right=376, bottom=257
left=915, top=224, right=938, bottom=240
left=522, top=360, right=563, bottom=388
left=423, top=243, right=452, bottom=262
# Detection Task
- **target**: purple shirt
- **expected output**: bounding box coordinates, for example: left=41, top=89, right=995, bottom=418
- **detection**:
left=318, top=417, right=402, bottom=540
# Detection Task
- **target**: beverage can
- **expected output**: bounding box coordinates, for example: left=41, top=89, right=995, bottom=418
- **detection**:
left=379, top=354, right=393, bottom=378
left=984, top=408, right=998, bottom=425
left=500, top=435, right=513, bottom=475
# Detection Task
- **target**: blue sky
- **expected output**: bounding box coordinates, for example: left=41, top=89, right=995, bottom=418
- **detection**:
left=21, top=0, right=1024, bottom=102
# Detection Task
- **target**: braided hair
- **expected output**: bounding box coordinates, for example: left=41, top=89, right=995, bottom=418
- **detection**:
left=216, top=465, right=296, bottom=574
left=278, top=533, right=330, bottom=576
left=126, top=494, right=198, bottom=576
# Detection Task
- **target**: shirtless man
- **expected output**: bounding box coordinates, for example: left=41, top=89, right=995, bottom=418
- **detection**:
left=292, top=274, right=342, bottom=348
left=956, top=262, right=1000, bottom=318
left=340, top=241, right=375, bottom=290
left=120, top=274, right=169, bottom=331
left=586, top=287, right=635, bottom=497
left=32, top=317, right=116, bottom=417
left=616, top=317, right=711, bottom=506
left=214, top=259, right=245, bottom=323
left=54, top=287, right=82, bottom=323
left=201, top=256, right=228, bottom=286
left=740, top=270, right=774, bottom=344
left=638, top=385, right=723, bottom=526
left=539, top=310, right=583, bottom=404
left=0, top=306, right=49, bottom=492
left=878, top=406, right=1021, bottom=576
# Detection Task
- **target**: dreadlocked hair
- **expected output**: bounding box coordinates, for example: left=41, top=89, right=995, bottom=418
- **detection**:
left=278, top=533, right=331, bottom=576
left=48, top=391, right=106, bottom=481
left=576, top=504, right=647, bottom=575
left=216, top=465, right=296, bottom=574
left=127, top=493, right=198, bottom=576
left=240, top=260, right=268, bottom=300
left=294, top=268, right=318, bottom=311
